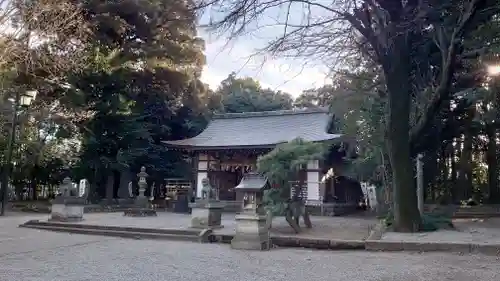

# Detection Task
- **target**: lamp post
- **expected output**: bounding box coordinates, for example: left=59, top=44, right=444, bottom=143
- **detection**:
left=1, top=90, right=37, bottom=216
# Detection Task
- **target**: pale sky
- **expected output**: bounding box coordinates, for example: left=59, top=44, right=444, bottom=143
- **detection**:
left=200, top=33, right=331, bottom=97
left=198, top=6, right=332, bottom=97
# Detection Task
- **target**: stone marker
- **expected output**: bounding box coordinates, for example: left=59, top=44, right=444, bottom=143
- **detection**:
left=230, top=172, right=271, bottom=251
left=50, top=177, right=87, bottom=222
left=78, top=179, right=89, bottom=199
left=123, top=167, right=157, bottom=217
left=189, top=178, right=225, bottom=229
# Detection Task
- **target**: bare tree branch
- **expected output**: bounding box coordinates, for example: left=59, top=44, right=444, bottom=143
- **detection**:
left=0, top=0, right=90, bottom=84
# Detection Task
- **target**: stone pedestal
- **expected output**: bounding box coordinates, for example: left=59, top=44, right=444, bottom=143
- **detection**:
left=231, top=212, right=270, bottom=250
left=123, top=196, right=157, bottom=217
left=50, top=197, right=85, bottom=222
left=189, top=201, right=225, bottom=229
left=123, top=208, right=157, bottom=217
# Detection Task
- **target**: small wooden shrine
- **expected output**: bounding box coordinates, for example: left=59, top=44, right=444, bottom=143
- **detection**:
left=163, top=107, right=360, bottom=211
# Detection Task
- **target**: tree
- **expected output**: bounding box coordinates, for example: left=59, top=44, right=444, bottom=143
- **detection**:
left=257, top=138, right=328, bottom=232
left=202, top=0, right=500, bottom=231
left=296, top=69, right=390, bottom=211
left=65, top=0, right=209, bottom=199
left=209, top=72, right=293, bottom=113
left=0, top=0, right=87, bottom=74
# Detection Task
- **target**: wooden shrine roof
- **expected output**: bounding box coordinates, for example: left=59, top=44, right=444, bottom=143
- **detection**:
left=162, top=107, right=343, bottom=150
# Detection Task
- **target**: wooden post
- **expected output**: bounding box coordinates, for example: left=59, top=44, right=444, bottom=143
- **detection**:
left=416, top=154, right=424, bottom=215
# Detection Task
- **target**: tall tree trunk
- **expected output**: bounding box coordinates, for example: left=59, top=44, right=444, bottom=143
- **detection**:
left=423, top=151, right=438, bottom=202
left=112, top=170, right=120, bottom=199
left=450, top=140, right=457, bottom=201
left=437, top=144, right=447, bottom=202
left=446, top=141, right=457, bottom=203
left=384, top=36, right=422, bottom=232
left=459, top=108, right=474, bottom=201
left=486, top=125, right=498, bottom=203
left=106, top=174, right=114, bottom=205
left=31, top=174, right=37, bottom=201
left=490, top=81, right=500, bottom=203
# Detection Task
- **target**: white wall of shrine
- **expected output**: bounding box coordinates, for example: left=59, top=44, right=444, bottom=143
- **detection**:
left=306, top=160, right=320, bottom=202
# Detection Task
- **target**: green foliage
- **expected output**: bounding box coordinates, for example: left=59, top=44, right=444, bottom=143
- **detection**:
left=261, top=188, right=288, bottom=216
left=60, top=0, right=210, bottom=191
left=258, top=138, right=328, bottom=216
left=295, top=70, right=389, bottom=186
left=257, top=138, right=328, bottom=185
left=81, top=0, right=205, bottom=71
left=209, top=72, right=293, bottom=113
left=72, top=66, right=207, bottom=184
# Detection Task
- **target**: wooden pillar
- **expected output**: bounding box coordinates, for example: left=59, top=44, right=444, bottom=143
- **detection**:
left=191, top=153, right=199, bottom=199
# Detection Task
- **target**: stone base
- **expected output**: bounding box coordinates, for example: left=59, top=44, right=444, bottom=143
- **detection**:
left=50, top=203, right=84, bottom=222
left=307, top=203, right=359, bottom=216
left=123, top=208, right=157, bottom=217
left=189, top=201, right=225, bottom=229
left=116, top=198, right=135, bottom=205
left=231, top=213, right=270, bottom=251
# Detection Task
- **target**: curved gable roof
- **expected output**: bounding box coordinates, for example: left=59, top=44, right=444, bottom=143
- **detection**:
left=163, top=107, right=342, bottom=150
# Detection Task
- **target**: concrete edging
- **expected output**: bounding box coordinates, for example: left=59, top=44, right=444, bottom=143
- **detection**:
left=366, top=220, right=387, bottom=241
left=212, top=233, right=365, bottom=250
left=18, top=219, right=500, bottom=255
left=19, top=220, right=210, bottom=243
left=365, top=240, right=500, bottom=255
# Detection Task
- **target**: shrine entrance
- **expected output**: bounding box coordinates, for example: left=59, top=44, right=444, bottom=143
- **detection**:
left=163, top=108, right=356, bottom=210
left=208, top=164, right=254, bottom=201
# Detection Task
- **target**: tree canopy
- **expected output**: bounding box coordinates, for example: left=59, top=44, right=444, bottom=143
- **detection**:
left=208, top=72, right=294, bottom=113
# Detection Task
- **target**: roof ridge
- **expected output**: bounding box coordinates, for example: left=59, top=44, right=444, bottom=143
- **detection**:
left=212, top=107, right=329, bottom=119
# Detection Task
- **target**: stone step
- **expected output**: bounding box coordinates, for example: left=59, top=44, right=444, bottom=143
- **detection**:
left=20, top=220, right=200, bottom=236
left=19, top=221, right=214, bottom=243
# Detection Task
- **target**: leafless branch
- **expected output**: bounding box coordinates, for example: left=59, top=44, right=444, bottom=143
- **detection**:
left=0, top=0, right=90, bottom=85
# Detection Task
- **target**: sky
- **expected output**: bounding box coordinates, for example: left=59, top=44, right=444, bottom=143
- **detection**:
left=200, top=34, right=330, bottom=97
left=197, top=6, right=332, bottom=98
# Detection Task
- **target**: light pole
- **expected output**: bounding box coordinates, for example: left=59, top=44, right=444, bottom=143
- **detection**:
left=1, top=90, right=37, bottom=216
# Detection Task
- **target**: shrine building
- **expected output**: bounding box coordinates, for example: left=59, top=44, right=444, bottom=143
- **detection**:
left=163, top=107, right=361, bottom=214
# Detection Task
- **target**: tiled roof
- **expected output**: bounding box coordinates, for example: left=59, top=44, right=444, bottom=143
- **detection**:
left=162, top=107, right=342, bottom=149
left=234, top=173, right=270, bottom=191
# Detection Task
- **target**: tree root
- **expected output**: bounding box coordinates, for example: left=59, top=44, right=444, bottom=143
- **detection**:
left=303, top=209, right=312, bottom=228
left=286, top=213, right=301, bottom=233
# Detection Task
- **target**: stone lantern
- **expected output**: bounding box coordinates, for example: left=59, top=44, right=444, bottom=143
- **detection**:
left=230, top=172, right=271, bottom=251
left=123, top=166, right=157, bottom=217
left=50, top=177, right=87, bottom=222
left=136, top=166, right=148, bottom=205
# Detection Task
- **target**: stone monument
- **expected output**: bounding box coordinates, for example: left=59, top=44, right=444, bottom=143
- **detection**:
left=189, top=178, right=225, bottom=229
left=231, top=173, right=271, bottom=251
left=123, top=166, right=157, bottom=217
left=128, top=181, right=134, bottom=198
left=50, top=177, right=88, bottom=222
left=78, top=179, right=89, bottom=199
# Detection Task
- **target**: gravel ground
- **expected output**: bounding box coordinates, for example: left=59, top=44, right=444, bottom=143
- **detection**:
left=30, top=212, right=376, bottom=240
left=1, top=214, right=500, bottom=281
